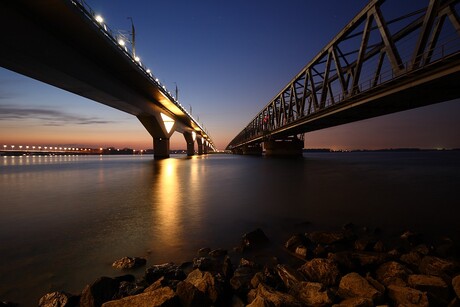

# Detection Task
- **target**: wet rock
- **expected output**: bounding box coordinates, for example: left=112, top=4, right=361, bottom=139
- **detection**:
left=209, top=248, right=227, bottom=258
left=354, top=237, right=376, bottom=251
left=408, top=274, right=449, bottom=305
left=242, top=228, right=269, bottom=249
left=364, top=274, right=385, bottom=294
left=112, top=257, right=146, bottom=270
left=275, top=264, right=304, bottom=290
left=308, top=231, right=345, bottom=245
left=38, top=291, right=79, bottom=307
left=351, top=251, right=388, bottom=267
left=144, top=276, right=169, bottom=292
left=185, top=269, right=225, bottom=303
left=193, top=257, right=213, bottom=271
left=145, top=263, right=186, bottom=284
left=247, top=283, right=303, bottom=306
left=285, top=234, right=307, bottom=251
left=295, top=245, right=308, bottom=258
left=197, top=247, right=211, bottom=257
left=328, top=251, right=356, bottom=272
left=413, top=244, right=430, bottom=256
left=375, top=261, right=411, bottom=286
left=80, top=276, right=121, bottom=307
left=299, top=258, right=340, bottom=286
left=292, top=282, right=334, bottom=306
left=101, top=286, right=178, bottom=307
left=387, top=284, right=429, bottom=307
left=176, top=281, right=210, bottom=307
left=373, top=240, right=385, bottom=253
left=230, top=266, right=257, bottom=294
left=231, top=295, right=245, bottom=307
left=114, top=281, right=144, bottom=299
left=400, top=230, right=423, bottom=245
left=333, top=297, right=373, bottom=307
left=400, top=251, right=422, bottom=268
left=338, top=272, right=382, bottom=302
left=313, top=244, right=327, bottom=257
left=449, top=297, right=460, bottom=307
left=250, top=272, right=265, bottom=289
left=419, top=256, right=459, bottom=280
left=452, top=275, right=460, bottom=299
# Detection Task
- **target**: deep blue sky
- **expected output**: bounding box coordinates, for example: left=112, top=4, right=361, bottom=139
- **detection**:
left=1, top=0, right=459, bottom=150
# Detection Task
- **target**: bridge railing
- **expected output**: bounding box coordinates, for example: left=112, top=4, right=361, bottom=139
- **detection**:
left=69, top=0, right=215, bottom=148
left=227, top=0, right=460, bottom=150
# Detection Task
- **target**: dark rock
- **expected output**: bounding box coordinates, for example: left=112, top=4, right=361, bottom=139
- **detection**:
left=333, top=297, right=373, bottom=307
left=114, top=281, right=144, bottom=299
left=308, top=231, right=345, bottom=245
left=231, top=295, right=245, bottom=307
left=275, top=264, right=304, bottom=290
left=408, top=274, right=449, bottom=305
left=113, top=274, right=135, bottom=284
left=112, top=257, right=146, bottom=270
left=80, top=276, right=119, bottom=307
left=144, top=276, right=169, bottom=292
left=247, top=283, right=303, bottom=306
left=38, top=291, right=79, bottom=307
left=364, top=274, right=385, bottom=295
left=419, top=256, right=459, bottom=280
left=452, top=275, right=460, bottom=299
left=197, top=247, right=211, bottom=257
left=351, top=251, right=388, bottom=267
left=242, top=228, right=270, bottom=249
left=251, top=272, right=266, bottom=289
left=387, top=284, right=429, bottom=307
left=449, top=297, right=460, bottom=307
left=209, top=248, right=227, bottom=258
left=299, top=258, right=340, bottom=286
left=313, top=244, right=327, bottom=257
left=291, top=282, right=334, bottom=306
left=328, top=251, right=356, bottom=272
left=101, top=286, right=179, bottom=307
left=0, top=302, right=18, bottom=307
left=239, top=258, right=257, bottom=268
left=145, top=263, right=186, bottom=284
left=400, top=230, right=423, bottom=245
left=354, top=237, right=375, bottom=252
left=342, top=222, right=355, bottom=231
left=338, top=272, right=382, bottom=302
left=295, top=245, right=308, bottom=258
left=176, top=281, right=210, bottom=307
left=285, top=234, right=306, bottom=251
left=193, top=257, right=213, bottom=271
left=400, top=251, right=422, bottom=268
left=373, top=240, right=385, bottom=253
left=185, top=269, right=225, bottom=303
left=413, top=244, right=430, bottom=256
left=375, top=261, right=411, bottom=286
left=230, top=266, right=257, bottom=294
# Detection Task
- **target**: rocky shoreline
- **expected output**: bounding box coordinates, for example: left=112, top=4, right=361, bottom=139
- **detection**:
left=5, top=224, right=460, bottom=306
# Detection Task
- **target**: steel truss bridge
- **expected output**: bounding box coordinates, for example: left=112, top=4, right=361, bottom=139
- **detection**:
left=227, top=0, right=460, bottom=154
left=0, top=0, right=215, bottom=158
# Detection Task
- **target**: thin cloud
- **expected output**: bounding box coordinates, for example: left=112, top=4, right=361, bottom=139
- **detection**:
left=0, top=104, right=116, bottom=126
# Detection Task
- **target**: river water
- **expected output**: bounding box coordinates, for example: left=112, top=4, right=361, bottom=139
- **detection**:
left=1, top=151, right=459, bottom=305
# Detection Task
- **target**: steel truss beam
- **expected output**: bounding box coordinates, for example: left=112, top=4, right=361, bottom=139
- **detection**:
left=227, top=0, right=460, bottom=150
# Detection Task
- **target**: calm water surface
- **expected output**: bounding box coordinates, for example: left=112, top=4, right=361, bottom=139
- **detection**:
left=1, top=152, right=460, bottom=304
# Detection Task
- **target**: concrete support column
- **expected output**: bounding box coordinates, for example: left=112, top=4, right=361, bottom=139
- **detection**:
left=243, top=144, right=263, bottom=156
left=197, top=137, right=203, bottom=155
left=203, top=142, right=208, bottom=154
left=183, top=132, right=195, bottom=156
left=153, top=137, right=170, bottom=159
left=264, top=137, right=303, bottom=157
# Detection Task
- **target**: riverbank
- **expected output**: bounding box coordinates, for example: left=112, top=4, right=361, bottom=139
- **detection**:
left=30, top=224, right=460, bottom=306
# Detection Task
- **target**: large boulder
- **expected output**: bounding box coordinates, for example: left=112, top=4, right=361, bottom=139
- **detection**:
left=292, top=282, right=334, bottom=306
left=299, top=258, right=340, bottom=286
left=185, top=269, right=226, bottom=303
left=307, top=231, right=345, bottom=245
left=242, top=229, right=269, bottom=249
left=247, top=283, right=303, bottom=307
left=375, top=261, right=411, bottom=286
left=80, top=276, right=119, bottom=307
left=338, top=273, right=382, bottom=302
left=145, top=263, right=186, bottom=284
left=419, top=256, right=459, bottom=280
left=285, top=234, right=307, bottom=252
left=101, top=287, right=178, bottom=307
left=176, top=281, right=210, bottom=307
left=332, top=297, right=373, bottom=307
left=112, top=257, right=146, bottom=270
left=408, top=274, right=449, bottom=305
left=38, top=291, right=79, bottom=307
left=387, top=285, right=429, bottom=307
left=275, top=264, right=304, bottom=290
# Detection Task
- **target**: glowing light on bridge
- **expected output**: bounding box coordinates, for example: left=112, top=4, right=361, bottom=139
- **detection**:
left=117, top=39, right=125, bottom=46
left=160, top=113, right=175, bottom=134
left=134, top=56, right=140, bottom=62
left=95, top=15, right=104, bottom=24
left=192, top=131, right=196, bottom=141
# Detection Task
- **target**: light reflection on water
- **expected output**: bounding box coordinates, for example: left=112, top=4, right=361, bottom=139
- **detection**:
left=0, top=152, right=460, bottom=305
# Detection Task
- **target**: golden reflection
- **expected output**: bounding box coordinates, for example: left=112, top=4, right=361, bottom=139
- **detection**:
left=152, top=158, right=183, bottom=249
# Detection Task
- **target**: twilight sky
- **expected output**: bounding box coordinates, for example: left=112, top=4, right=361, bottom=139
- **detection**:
left=1, top=0, right=459, bottom=150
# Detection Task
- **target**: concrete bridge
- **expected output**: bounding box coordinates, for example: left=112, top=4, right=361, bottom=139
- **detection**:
left=227, top=0, right=460, bottom=156
left=0, top=0, right=215, bottom=159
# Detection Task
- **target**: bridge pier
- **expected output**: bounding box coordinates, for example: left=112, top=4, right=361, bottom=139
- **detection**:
left=197, top=137, right=203, bottom=155
left=183, top=132, right=195, bottom=156
left=203, top=141, right=209, bottom=154
left=264, top=137, right=303, bottom=157
left=153, top=137, right=170, bottom=159
left=243, top=144, right=263, bottom=156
